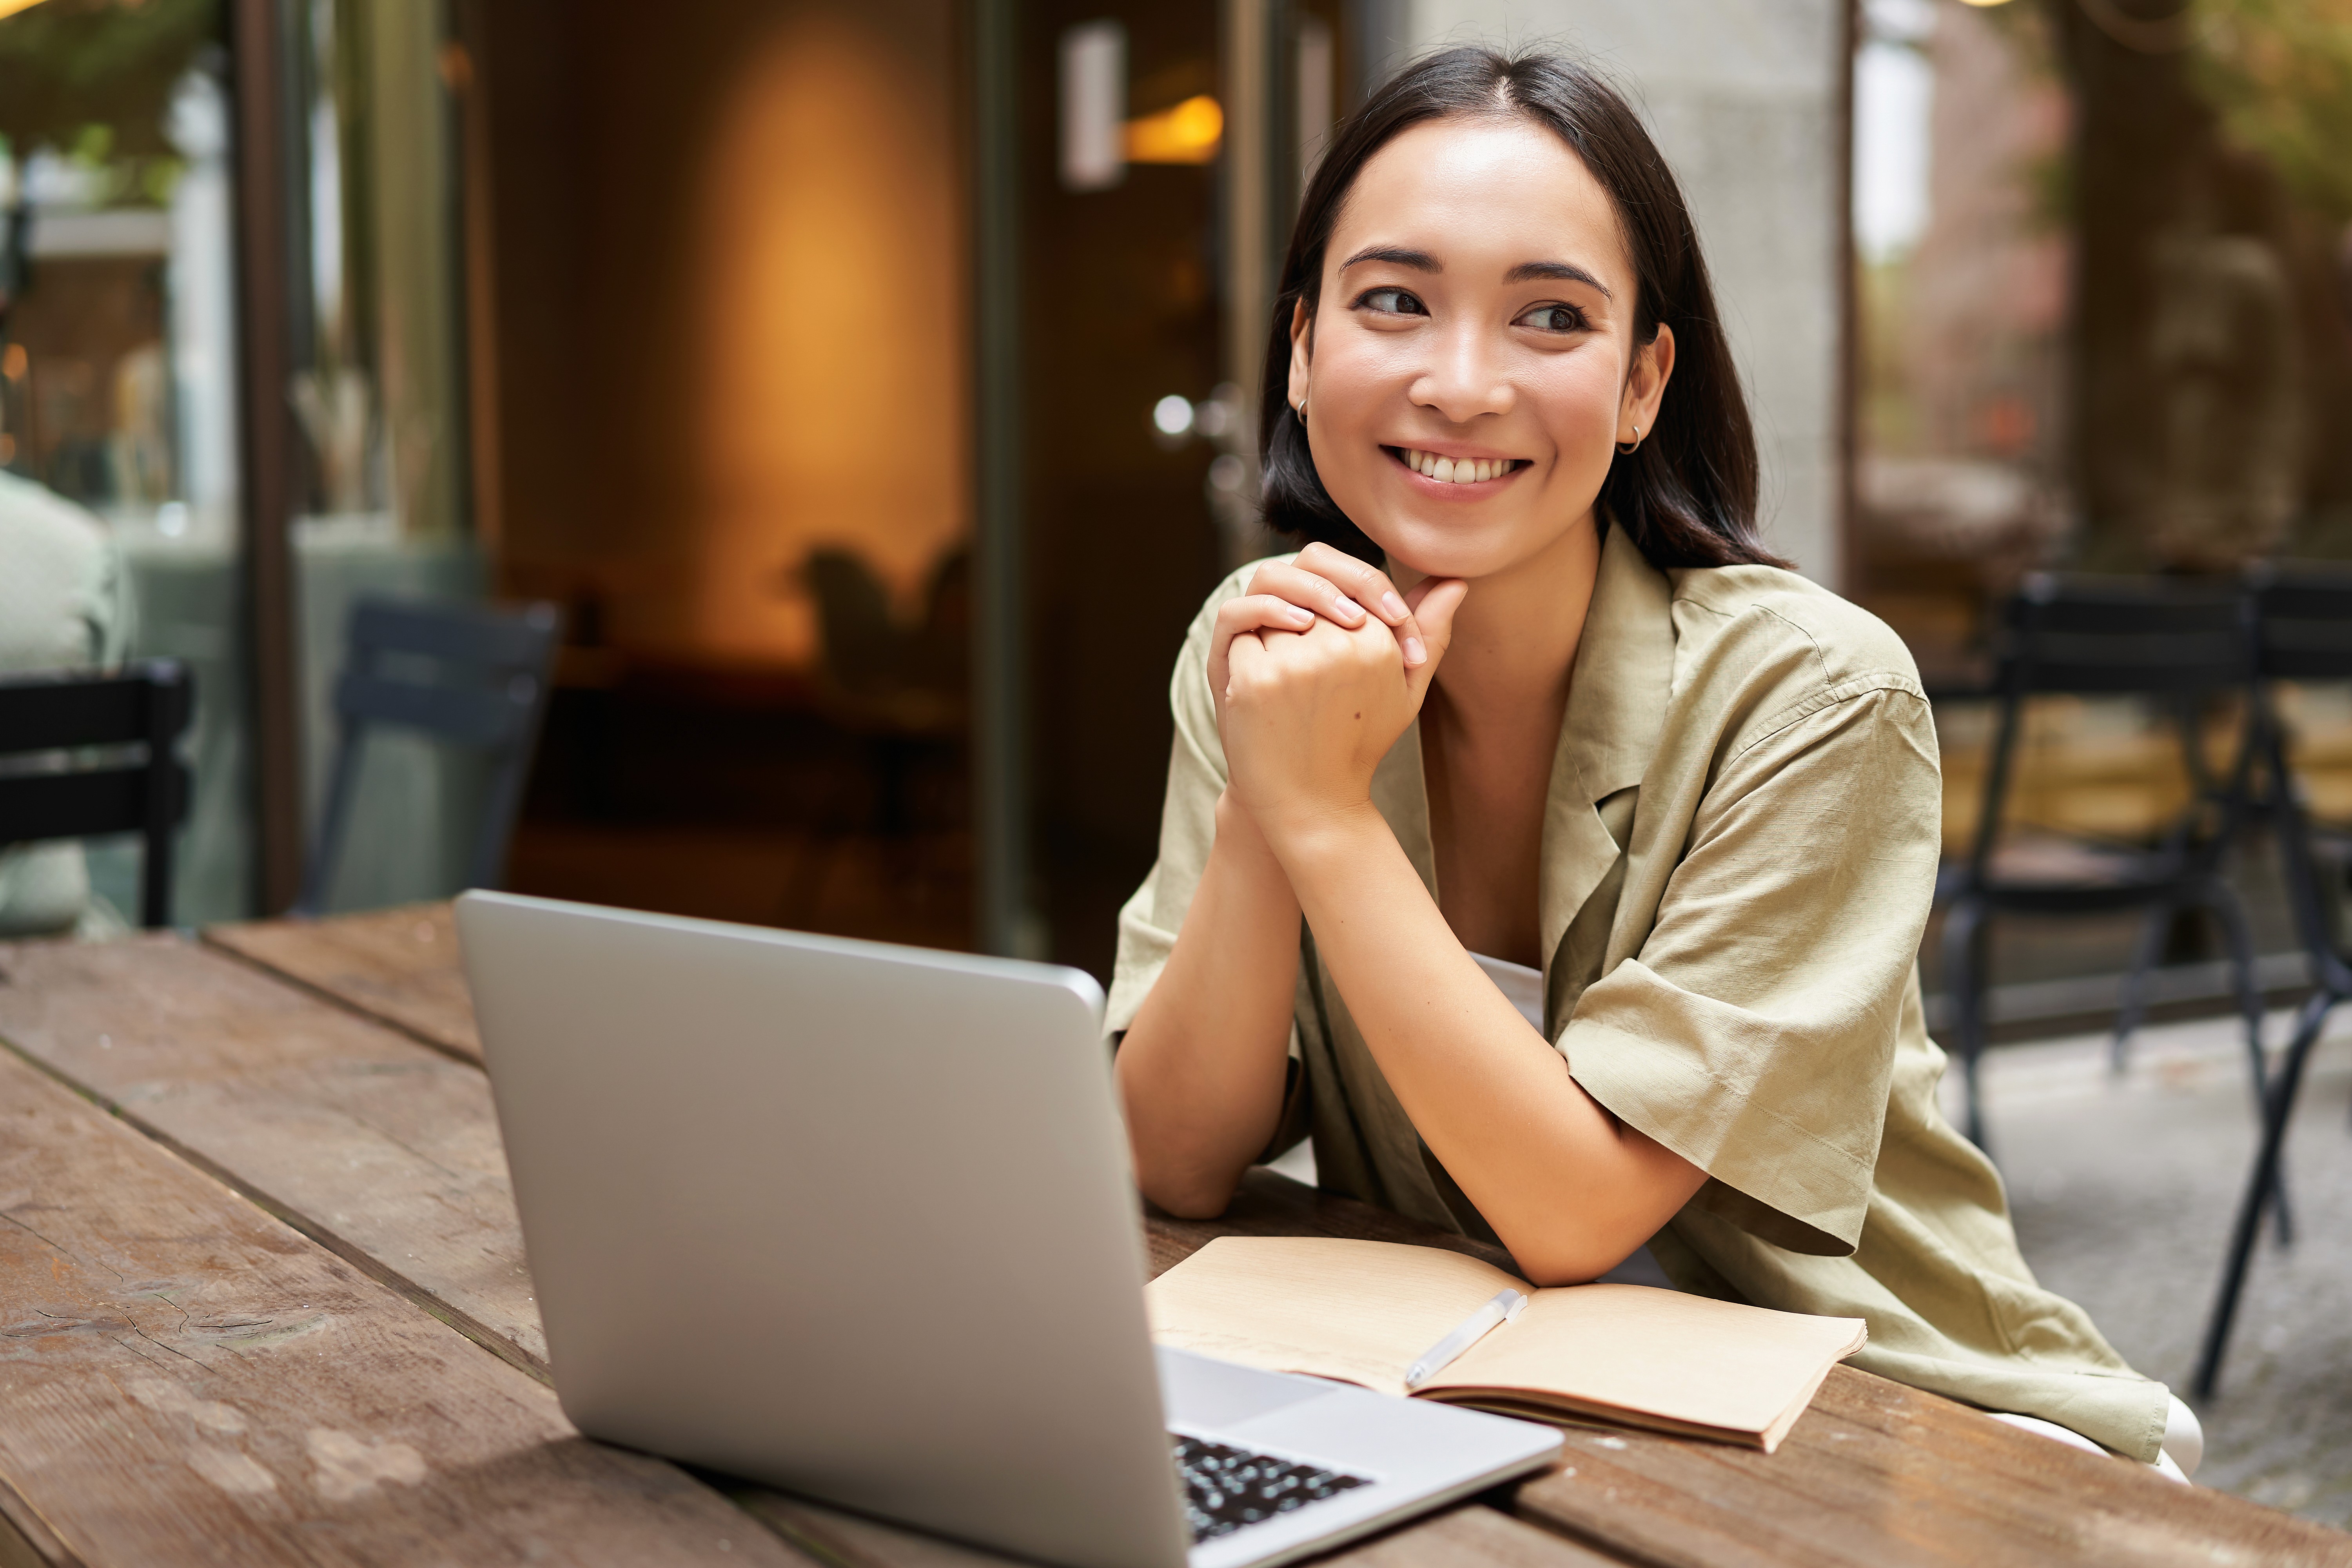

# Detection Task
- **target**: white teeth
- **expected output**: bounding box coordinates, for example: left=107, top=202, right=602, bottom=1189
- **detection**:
left=1401, top=449, right=1514, bottom=482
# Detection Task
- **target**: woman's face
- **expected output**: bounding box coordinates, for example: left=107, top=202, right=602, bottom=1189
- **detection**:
left=1289, top=114, right=1672, bottom=583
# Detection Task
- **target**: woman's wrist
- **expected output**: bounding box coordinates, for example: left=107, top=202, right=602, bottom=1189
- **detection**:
left=1251, top=796, right=1392, bottom=885
left=1212, top=789, right=1299, bottom=903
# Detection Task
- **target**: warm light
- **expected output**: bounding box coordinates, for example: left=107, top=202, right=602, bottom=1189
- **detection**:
left=687, top=16, right=969, bottom=664
left=1954, top=0, right=2015, bottom=7
left=1125, top=96, right=1223, bottom=165
left=0, top=0, right=55, bottom=19
left=1, top=343, right=25, bottom=381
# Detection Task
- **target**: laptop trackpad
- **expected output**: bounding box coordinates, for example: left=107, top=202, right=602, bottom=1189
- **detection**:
left=1158, top=1347, right=1335, bottom=1430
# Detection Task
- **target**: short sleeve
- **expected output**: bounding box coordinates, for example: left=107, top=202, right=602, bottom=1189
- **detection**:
left=1562, top=686, right=1942, bottom=1256
left=1105, top=561, right=1280, bottom=1040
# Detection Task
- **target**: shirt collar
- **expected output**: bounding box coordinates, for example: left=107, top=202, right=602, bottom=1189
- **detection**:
left=1558, top=519, right=1675, bottom=806
left=1537, top=521, right=1675, bottom=973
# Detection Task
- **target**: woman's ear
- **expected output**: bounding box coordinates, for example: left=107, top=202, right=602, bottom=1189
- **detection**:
left=1286, top=298, right=1313, bottom=414
left=1622, top=323, right=1677, bottom=443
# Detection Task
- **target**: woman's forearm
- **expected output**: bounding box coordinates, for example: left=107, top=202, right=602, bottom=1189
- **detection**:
left=1263, top=802, right=1704, bottom=1284
left=1116, top=792, right=1303, bottom=1216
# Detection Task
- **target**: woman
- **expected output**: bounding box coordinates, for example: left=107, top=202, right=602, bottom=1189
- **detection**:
left=1107, top=47, right=2200, bottom=1478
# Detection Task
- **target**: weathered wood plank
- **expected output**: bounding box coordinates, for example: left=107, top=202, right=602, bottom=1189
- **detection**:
left=206, top=905, right=483, bottom=1064
left=0, top=1044, right=810, bottom=1568
left=0, top=935, right=542, bottom=1373
left=730, top=1481, right=1626, bottom=1568
left=1506, top=1367, right=2352, bottom=1568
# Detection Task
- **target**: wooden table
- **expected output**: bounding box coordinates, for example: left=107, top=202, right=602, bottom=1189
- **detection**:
left=1, top=909, right=2345, bottom=1568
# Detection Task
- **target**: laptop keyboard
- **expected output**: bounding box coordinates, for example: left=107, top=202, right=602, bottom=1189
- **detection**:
left=1172, top=1435, right=1371, bottom=1542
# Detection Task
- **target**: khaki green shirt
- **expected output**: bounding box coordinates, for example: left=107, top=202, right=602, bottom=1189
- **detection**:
left=1107, top=521, right=2170, bottom=1463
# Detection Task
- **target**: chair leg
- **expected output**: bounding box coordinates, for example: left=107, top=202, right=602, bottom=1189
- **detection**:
left=2192, top=985, right=2337, bottom=1401
left=2203, top=884, right=2292, bottom=1246
left=2112, top=904, right=2172, bottom=1074
left=1942, top=900, right=1994, bottom=1155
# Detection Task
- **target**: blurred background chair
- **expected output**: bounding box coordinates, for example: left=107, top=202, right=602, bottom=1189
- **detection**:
left=296, top=597, right=560, bottom=916
left=790, top=548, right=969, bottom=918
left=0, top=661, right=194, bottom=929
left=1938, top=575, right=2267, bottom=1151
left=2195, top=566, right=2352, bottom=1397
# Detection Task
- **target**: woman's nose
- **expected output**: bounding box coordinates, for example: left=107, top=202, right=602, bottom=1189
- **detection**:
left=1409, top=322, right=1514, bottom=423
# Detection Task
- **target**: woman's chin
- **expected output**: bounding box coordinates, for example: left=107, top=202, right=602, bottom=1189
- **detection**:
left=1362, top=521, right=1545, bottom=584
left=1359, top=504, right=1602, bottom=584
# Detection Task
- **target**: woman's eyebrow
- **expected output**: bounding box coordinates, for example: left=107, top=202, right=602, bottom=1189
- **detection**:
left=1504, top=260, right=1612, bottom=297
left=1339, top=245, right=1441, bottom=273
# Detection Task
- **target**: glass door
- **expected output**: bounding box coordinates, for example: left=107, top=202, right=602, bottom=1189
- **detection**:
left=1013, top=0, right=1349, bottom=976
left=0, top=0, right=252, bottom=927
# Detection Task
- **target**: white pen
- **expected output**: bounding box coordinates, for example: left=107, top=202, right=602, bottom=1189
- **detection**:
left=1403, top=1289, right=1529, bottom=1390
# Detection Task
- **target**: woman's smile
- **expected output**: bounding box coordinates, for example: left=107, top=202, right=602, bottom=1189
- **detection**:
left=1387, top=446, right=1528, bottom=487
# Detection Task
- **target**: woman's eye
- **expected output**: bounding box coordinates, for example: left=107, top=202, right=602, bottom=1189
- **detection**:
left=1356, top=287, right=1428, bottom=317
left=1516, top=304, right=1588, bottom=334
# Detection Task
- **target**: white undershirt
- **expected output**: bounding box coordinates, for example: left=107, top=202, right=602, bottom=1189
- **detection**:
left=1469, top=951, right=1546, bottom=1032
left=1468, top=952, right=1674, bottom=1290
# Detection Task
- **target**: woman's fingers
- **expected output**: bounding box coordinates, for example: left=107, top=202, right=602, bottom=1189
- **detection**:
left=1245, top=560, right=1372, bottom=631
left=1402, top=578, right=1470, bottom=704
left=1219, top=592, right=1318, bottom=636
left=1290, top=543, right=1430, bottom=668
left=1208, top=595, right=1319, bottom=714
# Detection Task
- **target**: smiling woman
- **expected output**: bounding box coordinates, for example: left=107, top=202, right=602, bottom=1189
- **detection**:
left=1257, top=53, right=1776, bottom=579
left=1108, top=47, right=2202, bottom=1481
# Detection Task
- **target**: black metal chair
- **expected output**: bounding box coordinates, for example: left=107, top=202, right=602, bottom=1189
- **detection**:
left=296, top=597, right=559, bottom=916
left=2194, top=565, right=2352, bottom=1398
left=0, top=661, right=194, bottom=928
left=1938, top=575, right=2269, bottom=1151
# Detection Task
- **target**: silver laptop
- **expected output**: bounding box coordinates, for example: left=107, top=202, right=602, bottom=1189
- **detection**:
left=457, top=891, right=1561, bottom=1568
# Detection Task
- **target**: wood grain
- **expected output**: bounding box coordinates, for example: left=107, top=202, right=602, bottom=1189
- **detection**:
left=0, top=935, right=542, bottom=1372
left=1510, top=1367, right=2352, bottom=1568
left=729, top=1481, right=1626, bottom=1568
left=0, top=1044, right=811, bottom=1568
left=206, top=904, right=483, bottom=1064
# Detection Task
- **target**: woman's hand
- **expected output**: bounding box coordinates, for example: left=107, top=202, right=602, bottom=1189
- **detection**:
left=1205, top=545, right=1454, bottom=733
left=1221, top=574, right=1468, bottom=844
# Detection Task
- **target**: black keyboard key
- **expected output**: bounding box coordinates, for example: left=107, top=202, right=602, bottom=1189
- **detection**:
left=1171, top=1435, right=1371, bottom=1542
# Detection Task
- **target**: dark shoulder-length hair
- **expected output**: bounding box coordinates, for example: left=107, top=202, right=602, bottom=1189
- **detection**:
left=1259, top=46, right=1783, bottom=572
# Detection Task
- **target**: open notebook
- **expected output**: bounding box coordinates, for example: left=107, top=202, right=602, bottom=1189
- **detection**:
left=1147, top=1236, right=1866, bottom=1453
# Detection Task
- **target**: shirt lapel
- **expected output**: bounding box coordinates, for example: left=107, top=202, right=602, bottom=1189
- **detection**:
left=1538, top=523, right=1675, bottom=990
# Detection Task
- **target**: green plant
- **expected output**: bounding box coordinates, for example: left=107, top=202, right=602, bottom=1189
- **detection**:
left=2195, top=0, right=2352, bottom=224
left=0, top=0, right=218, bottom=169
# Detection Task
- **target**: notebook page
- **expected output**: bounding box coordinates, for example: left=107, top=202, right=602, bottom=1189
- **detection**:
left=1146, top=1236, right=1523, bottom=1397
left=1425, top=1282, right=1867, bottom=1440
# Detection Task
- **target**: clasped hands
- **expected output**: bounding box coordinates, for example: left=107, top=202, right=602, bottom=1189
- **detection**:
left=1208, top=543, right=1469, bottom=851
